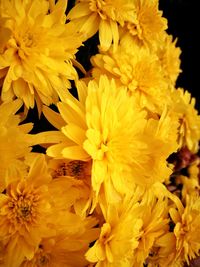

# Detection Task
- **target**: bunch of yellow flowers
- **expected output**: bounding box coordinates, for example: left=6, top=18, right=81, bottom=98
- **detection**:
left=0, top=0, right=200, bottom=266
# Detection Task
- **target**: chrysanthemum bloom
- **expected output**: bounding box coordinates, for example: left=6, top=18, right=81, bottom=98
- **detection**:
left=170, top=88, right=200, bottom=153
left=42, top=77, right=147, bottom=202
left=124, top=0, right=167, bottom=48
left=20, top=216, right=99, bottom=267
left=91, top=41, right=169, bottom=113
left=85, top=200, right=142, bottom=266
left=156, top=33, right=182, bottom=87
left=0, top=99, right=33, bottom=192
left=132, top=197, right=169, bottom=266
left=0, top=0, right=83, bottom=110
left=67, top=0, right=137, bottom=51
left=42, top=76, right=178, bottom=206
left=0, top=155, right=57, bottom=267
left=169, top=195, right=200, bottom=265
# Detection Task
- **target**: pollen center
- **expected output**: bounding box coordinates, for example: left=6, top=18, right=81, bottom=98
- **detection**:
left=53, top=160, right=90, bottom=179
left=7, top=186, right=37, bottom=224
left=22, top=32, right=35, bottom=48
left=35, top=247, right=50, bottom=266
left=19, top=204, right=31, bottom=218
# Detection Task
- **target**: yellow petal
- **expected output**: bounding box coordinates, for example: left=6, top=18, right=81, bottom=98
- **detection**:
left=43, top=105, right=65, bottom=129
left=67, top=2, right=91, bottom=19
left=27, top=154, right=51, bottom=185
left=58, top=100, right=86, bottom=128
left=110, top=20, right=119, bottom=52
left=79, top=13, right=99, bottom=38
left=34, top=131, right=67, bottom=145
left=62, top=145, right=90, bottom=161
left=99, top=20, right=112, bottom=51
left=61, top=123, right=86, bottom=146
left=47, top=142, right=72, bottom=158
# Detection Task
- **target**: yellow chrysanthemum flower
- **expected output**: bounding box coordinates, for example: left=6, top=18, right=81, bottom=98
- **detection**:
left=156, top=33, right=182, bottom=86
left=83, top=77, right=150, bottom=200
left=67, top=0, right=137, bottom=51
left=0, top=0, right=83, bottom=109
left=132, top=197, right=169, bottom=267
left=0, top=99, right=33, bottom=192
left=0, top=154, right=56, bottom=267
left=43, top=77, right=147, bottom=201
left=42, top=76, right=178, bottom=205
left=170, top=194, right=200, bottom=265
left=85, top=200, right=142, bottom=267
left=124, top=0, right=167, bottom=47
left=91, top=40, right=168, bottom=112
left=20, top=216, right=99, bottom=267
left=170, top=88, right=200, bottom=153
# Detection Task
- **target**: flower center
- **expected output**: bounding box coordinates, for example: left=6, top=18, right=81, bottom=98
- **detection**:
left=34, top=247, right=50, bottom=266
left=37, top=254, right=49, bottom=266
left=12, top=24, right=43, bottom=60
left=53, top=160, right=90, bottom=179
left=15, top=27, right=38, bottom=51
left=22, top=32, right=35, bottom=48
left=19, top=204, right=31, bottom=218
left=7, top=187, right=37, bottom=224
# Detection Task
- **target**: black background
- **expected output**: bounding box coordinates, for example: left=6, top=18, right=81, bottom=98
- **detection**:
left=160, top=0, right=199, bottom=110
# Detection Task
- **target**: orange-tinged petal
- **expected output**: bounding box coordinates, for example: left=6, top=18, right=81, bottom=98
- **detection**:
left=27, top=154, right=51, bottom=185
left=5, top=237, right=25, bottom=267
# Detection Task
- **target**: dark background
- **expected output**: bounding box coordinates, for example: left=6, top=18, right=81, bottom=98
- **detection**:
left=159, top=0, right=199, bottom=110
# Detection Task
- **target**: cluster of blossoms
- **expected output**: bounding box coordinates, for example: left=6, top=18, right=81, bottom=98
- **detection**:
left=0, top=0, right=200, bottom=266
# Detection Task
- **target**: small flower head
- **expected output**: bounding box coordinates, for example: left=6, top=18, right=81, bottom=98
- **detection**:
left=91, top=40, right=168, bottom=112
left=170, top=88, right=200, bottom=153
left=169, top=195, right=200, bottom=265
left=0, top=0, right=83, bottom=109
left=156, top=33, right=182, bottom=86
left=86, top=200, right=142, bottom=266
left=124, top=0, right=167, bottom=48
left=133, top=197, right=170, bottom=266
left=0, top=155, right=54, bottom=267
